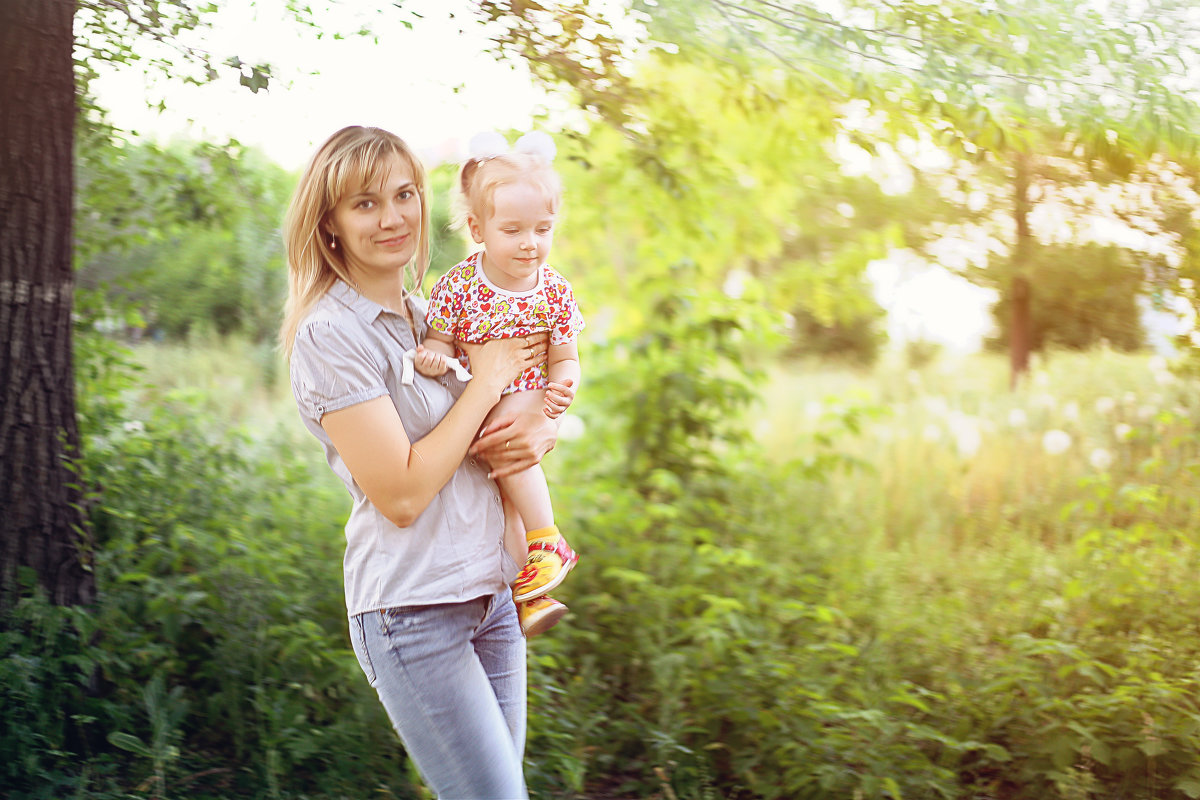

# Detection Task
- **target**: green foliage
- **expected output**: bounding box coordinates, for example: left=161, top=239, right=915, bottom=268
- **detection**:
left=0, top=584, right=121, bottom=799
left=788, top=304, right=887, bottom=365
left=76, top=138, right=295, bottom=343
left=551, top=57, right=911, bottom=364
left=425, top=162, right=471, bottom=283
left=606, top=263, right=782, bottom=490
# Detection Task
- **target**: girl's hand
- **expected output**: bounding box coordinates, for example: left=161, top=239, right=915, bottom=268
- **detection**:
left=470, top=405, right=559, bottom=479
left=543, top=378, right=576, bottom=419
left=459, top=334, right=549, bottom=397
left=413, top=345, right=450, bottom=377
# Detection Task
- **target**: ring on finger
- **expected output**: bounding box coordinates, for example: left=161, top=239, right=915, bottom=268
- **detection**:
left=505, top=440, right=511, bottom=449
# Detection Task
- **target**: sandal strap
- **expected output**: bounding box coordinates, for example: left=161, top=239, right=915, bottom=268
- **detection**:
left=513, top=564, right=539, bottom=590
left=528, top=537, right=577, bottom=563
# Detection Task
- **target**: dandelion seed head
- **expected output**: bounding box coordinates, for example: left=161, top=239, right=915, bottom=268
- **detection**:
left=1089, top=447, right=1114, bottom=470
left=954, top=426, right=982, bottom=458
left=1042, top=429, right=1071, bottom=455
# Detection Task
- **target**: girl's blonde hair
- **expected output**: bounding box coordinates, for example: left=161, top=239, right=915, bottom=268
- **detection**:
left=280, top=126, right=430, bottom=357
left=455, top=151, right=563, bottom=232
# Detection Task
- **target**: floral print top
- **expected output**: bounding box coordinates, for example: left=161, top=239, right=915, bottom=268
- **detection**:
left=426, top=251, right=584, bottom=395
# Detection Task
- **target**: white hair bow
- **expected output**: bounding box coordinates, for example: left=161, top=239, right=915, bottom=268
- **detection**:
left=468, top=131, right=557, bottom=162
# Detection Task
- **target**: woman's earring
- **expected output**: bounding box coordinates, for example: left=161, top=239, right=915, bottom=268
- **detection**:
left=329, top=233, right=337, bottom=250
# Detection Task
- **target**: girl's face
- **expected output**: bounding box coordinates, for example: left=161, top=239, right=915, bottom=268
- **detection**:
left=326, top=154, right=421, bottom=281
left=469, top=180, right=555, bottom=292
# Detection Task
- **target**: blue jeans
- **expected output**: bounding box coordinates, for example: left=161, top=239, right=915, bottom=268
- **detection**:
left=350, top=587, right=528, bottom=799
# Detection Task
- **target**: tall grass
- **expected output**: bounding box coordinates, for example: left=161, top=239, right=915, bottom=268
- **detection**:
left=128, top=334, right=303, bottom=444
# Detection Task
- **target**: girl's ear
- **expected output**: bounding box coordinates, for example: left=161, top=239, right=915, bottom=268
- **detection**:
left=466, top=214, right=485, bottom=245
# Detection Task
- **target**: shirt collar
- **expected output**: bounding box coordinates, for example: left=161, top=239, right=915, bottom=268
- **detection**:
left=329, top=279, right=424, bottom=332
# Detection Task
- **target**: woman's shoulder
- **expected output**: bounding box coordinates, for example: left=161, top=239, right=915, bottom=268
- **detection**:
left=294, top=286, right=376, bottom=350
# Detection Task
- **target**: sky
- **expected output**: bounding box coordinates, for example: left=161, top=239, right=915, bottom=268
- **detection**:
left=89, top=0, right=557, bottom=170
left=87, top=0, right=1052, bottom=353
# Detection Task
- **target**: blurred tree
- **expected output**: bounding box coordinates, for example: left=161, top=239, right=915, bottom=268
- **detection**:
left=476, top=0, right=1200, bottom=385
left=983, top=243, right=1147, bottom=352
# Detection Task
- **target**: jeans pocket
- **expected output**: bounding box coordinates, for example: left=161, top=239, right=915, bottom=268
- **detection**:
left=351, top=614, right=377, bottom=687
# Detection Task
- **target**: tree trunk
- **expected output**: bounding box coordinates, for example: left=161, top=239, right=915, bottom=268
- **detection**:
left=0, top=0, right=95, bottom=607
left=1009, top=151, right=1034, bottom=389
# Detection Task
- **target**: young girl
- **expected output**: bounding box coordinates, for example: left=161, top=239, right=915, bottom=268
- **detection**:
left=413, top=131, right=582, bottom=636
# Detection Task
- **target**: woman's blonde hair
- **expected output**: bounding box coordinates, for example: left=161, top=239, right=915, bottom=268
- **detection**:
left=280, top=126, right=430, bottom=357
left=454, top=152, right=563, bottom=233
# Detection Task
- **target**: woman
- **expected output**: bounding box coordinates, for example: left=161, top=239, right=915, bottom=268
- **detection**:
left=281, top=125, right=556, bottom=799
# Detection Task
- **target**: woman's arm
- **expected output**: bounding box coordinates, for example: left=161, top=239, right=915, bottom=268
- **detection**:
left=470, top=408, right=560, bottom=480
left=321, top=336, right=546, bottom=528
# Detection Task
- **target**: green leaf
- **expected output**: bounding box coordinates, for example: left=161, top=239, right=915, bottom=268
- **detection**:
left=107, top=731, right=151, bottom=757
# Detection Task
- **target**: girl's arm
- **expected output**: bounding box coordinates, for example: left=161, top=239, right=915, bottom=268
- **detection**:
left=412, top=330, right=457, bottom=377
left=321, top=336, right=546, bottom=528
left=421, top=329, right=457, bottom=360
left=543, top=340, right=580, bottom=418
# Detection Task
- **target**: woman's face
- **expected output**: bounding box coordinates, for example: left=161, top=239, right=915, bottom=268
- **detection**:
left=326, top=153, right=421, bottom=280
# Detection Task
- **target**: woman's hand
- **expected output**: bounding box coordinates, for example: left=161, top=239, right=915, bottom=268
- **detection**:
left=459, top=334, right=548, bottom=397
left=470, top=404, right=560, bottom=479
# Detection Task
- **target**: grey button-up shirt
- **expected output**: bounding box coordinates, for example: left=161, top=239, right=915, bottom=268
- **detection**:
left=290, top=282, right=515, bottom=617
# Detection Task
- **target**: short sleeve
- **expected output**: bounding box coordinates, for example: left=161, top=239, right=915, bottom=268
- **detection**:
left=290, top=319, right=390, bottom=422
left=425, top=272, right=459, bottom=337
left=548, top=279, right=585, bottom=346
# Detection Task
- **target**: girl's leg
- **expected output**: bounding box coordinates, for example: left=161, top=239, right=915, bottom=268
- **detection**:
left=349, top=593, right=528, bottom=800
left=502, top=493, right=528, bottom=570
left=501, top=493, right=569, bottom=636
left=488, top=391, right=555, bottom=530
left=485, top=391, right=577, bottom=611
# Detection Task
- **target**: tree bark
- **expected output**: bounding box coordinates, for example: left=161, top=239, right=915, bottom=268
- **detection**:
left=1009, top=151, right=1034, bottom=389
left=0, top=0, right=95, bottom=607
